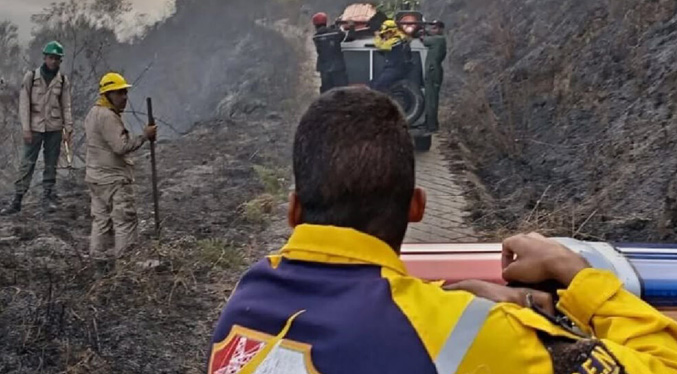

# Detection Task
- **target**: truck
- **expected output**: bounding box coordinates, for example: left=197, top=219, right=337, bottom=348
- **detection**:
left=336, top=3, right=437, bottom=151
left=400, top=239, right=677, bottom=321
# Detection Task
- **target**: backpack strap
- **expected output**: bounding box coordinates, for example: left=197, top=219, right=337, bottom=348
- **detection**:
left=28, top=69, right=35, bottom=104
left=60, top=73, right=65, bottom=102
left=29, top=69, right=66, bottom=100
left=59, top=73, right=67, bottom=127
left=28, top=69, right=68, bottom=126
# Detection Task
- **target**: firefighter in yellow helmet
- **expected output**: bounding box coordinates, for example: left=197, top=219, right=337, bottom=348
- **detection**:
left=84, top=72, right=157, bottom=267
left=370, top=20, right=411, bottom=92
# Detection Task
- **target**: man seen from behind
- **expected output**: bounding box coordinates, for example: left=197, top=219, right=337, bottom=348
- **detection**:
left=312, top=12, right=355, bottom=94
left=370, top=20, right=410, bottom=92
left=207, top=87, right=677, bottom=374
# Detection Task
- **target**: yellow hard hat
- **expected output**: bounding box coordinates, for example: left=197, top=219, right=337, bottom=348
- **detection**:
left=381, top=20, right=398, bottom=31
left=99, top=72, right=132, bottom=94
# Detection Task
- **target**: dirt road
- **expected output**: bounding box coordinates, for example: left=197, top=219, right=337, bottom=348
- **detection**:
left=404, top=136, right=478, bottom=243
left=274, top=24, right=476, bottom=245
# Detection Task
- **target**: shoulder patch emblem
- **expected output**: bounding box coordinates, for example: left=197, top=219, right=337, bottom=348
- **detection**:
left=208, top=325, right=321, bottom=374
left=573, top=345, right=623, bottom=374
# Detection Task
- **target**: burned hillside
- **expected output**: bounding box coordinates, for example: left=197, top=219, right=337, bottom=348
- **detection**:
left=3, top=0, right=677, bottom=372
left=0, top=0, right=304, bottom=372
left=435, top=0, right=677, bottom=241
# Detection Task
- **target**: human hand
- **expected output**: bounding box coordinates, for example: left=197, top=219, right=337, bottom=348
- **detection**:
left=502, top=233, right=590, bottom=287
left=23, top=130, right=32, bottom=144
left=144, top=125, right=157, bottom=142
left=445, top=280, right=555, bottom=315
left=63, top=130, right=73, bottom=144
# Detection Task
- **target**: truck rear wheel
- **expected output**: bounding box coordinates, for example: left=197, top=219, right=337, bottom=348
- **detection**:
left=414, top=135, right=432, bottom=152
left=388, top=80, right=425, bottom=124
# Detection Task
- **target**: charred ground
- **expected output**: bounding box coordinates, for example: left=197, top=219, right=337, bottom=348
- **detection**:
left=0, top=1, right=302, bottom=372
left=4, top=0, right=677, bottom=372
left=0, top=115, right=295, bottom=373
left=435, top=0, right=677, bottom=241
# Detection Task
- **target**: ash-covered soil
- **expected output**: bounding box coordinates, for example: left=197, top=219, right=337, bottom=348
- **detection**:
left=1, top=0, right=308, bottom=371
left=0, top=115, right=293, bottom=374
left=436, top=0, right=677, bottom=241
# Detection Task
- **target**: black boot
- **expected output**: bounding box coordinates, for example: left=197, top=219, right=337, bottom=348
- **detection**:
left=0, top=194, right=23, bottom=216
left=42, top=189, right=58, bottom=214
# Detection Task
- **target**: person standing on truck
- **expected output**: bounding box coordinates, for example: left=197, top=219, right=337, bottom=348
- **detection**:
left=312, top=12, right=355, bottom=94
left=370, top=20, right=411, bottom=92
left=84, top=72, right=156, bottom=266
left=1, top=41, right=73, bottom=216
left=420, top=20, right=447, bottom=131
left=206, top=87, right=677, bottom=374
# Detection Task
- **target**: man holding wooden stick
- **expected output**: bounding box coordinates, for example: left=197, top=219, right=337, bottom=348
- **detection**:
left=84, top=72, right=156, bottom=263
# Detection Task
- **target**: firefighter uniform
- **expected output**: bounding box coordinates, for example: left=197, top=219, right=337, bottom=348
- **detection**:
left=313, top=25, right=353, bottom=93
left=370, top=27, right=410, bottom=92
left=421, top=34, right=447, bottom=131
left=84, top=93, right=147, bottom=259
left=208, top=224, right=677, bottom=374
left=2, top=41, right=74, bottom=215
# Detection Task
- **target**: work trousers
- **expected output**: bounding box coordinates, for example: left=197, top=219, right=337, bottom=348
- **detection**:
left=88, top=181, right=139, bottom=259
left=370, top=67, right=407, bottom=92
left=320, top=70, right=349, bottom=94
left=15, top=130, right=62, bottom=195
left=425, top=67, right=444, bottom=132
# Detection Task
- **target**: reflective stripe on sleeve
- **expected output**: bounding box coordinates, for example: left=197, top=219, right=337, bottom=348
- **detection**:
left=434, top=297, right=495, bottom=374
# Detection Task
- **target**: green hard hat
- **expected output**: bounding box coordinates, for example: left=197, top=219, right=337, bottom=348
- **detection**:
left=42, top=41, right=64, bottom=57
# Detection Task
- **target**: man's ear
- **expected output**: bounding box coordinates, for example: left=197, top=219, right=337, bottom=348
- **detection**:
left=288, top=192, right=303, bottom=228
left=408, top=187, right=426, bottom=223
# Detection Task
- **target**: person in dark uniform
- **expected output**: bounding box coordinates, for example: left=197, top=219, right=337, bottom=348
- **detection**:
left=420, top=20, right=447, bottom=131
left=370, top=20, right=410, bottom=92
left=312, top=12, right=355, bottom=94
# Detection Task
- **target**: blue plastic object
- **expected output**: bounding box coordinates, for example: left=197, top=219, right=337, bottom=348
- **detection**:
left=613, top=243, right=677, bottom=307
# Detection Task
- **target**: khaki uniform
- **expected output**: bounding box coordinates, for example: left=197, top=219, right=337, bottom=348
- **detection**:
left=14, top=68, right=73, bottom=196
left=20, top=68, right=74, bottom=133
left=84, top=102, right=147, bottom=258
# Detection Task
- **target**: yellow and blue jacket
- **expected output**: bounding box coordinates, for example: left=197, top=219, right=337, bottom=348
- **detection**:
left=208, top=224, right=677, bottom=374
left=374, top=31, right=409, bottom=71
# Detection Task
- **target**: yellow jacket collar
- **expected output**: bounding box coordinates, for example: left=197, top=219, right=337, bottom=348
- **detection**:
left=96, top=95, right=119, bottom=114
left=280, top=224, right=408, bottom=275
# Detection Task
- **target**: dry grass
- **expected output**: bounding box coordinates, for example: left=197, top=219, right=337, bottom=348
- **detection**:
left=252, top=164, right=290, bottom=198
left=241, top=193, right=276, bottom=224
left=0, top=234, right=254, bottom=373
left=445, top=0, right=677, bottom=241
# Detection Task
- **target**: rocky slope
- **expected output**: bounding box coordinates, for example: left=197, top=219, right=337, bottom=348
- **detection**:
left=435, top=0, right=677, bottom=241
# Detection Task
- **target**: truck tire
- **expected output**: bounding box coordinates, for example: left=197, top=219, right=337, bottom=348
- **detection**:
left=388, top=80, right=425, bottom=124
left=414, top=135, right=432, bottom=152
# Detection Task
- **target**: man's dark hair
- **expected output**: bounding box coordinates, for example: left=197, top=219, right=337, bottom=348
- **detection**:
left=293, top=87, right=415, bottom=250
